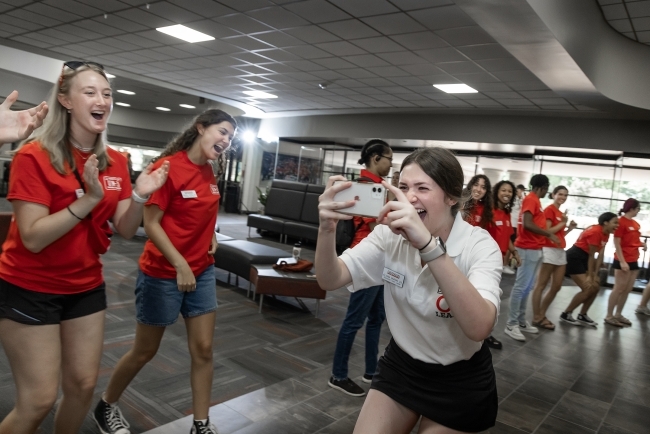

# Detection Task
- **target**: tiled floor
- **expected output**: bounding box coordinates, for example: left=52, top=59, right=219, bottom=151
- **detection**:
left=0, top=212, right=648, bottom=434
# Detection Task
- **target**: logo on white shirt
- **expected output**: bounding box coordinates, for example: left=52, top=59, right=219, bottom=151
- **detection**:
left=103, top=176, right=122, bottom=190
left=435, top=295, right=453, bottom=318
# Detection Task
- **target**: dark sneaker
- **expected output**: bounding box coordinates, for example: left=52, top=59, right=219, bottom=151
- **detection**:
left=560, top=312, right=580, bottom=326
left=190, top=419, right=218, bottom=434
left=93, top=398, right=130, bottom=434
left=328, top=376, right=366, bottom=397
left=485, top=335, right=502, bottom=349
left=361, top=373, right=373, bottom=384
left=577, top=313, right=598, bottom=328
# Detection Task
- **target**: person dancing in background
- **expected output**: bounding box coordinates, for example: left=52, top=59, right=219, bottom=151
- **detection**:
left=605, top=199, right=646, bottom=327
left=0, top=61, right=168, bottom=434
left=488, top=180, right=521, bottom=276
left=95, top=110, right=236, bottom=434
left=560, top=212, right=619, bottom=327
left=505, top=175, right=559, bottom=342
left=531, top=186, right=577, bottom=330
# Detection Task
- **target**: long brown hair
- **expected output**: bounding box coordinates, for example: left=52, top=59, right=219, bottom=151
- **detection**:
left=464, top=174, right=494, bottom=229
left=159, top=109, right=237, bottom=180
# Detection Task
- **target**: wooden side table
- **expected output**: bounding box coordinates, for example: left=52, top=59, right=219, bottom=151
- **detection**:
left=249, top=265, right=327, bottom=317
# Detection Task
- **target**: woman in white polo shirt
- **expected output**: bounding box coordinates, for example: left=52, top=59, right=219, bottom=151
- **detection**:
left=316, top=148, right=502, bottom=433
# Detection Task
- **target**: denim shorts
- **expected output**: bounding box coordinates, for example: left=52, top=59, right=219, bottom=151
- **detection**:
left=135, top=266, right=217, bottom=326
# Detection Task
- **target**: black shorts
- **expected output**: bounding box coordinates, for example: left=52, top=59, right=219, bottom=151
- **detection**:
left=613, top=259, right=639, bottom=271
left=0, top=279, right=106, bottom=325
left=370, top=339, right=498, bottom=432
left=565, top=246, right=589, bottom=276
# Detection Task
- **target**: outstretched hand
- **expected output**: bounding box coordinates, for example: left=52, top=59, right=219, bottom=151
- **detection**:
left=377, top=181, right=431, bottom=250
left=0, top=91, right=48, bottom=143
left=134, top=161, right=170, bottom=198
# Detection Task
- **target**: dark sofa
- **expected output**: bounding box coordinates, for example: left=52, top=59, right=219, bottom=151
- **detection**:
left=247, top=180, right=324, bottom=243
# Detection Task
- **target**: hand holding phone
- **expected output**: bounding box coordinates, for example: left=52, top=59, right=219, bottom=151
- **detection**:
left=333, top=181, right=387, bottom=218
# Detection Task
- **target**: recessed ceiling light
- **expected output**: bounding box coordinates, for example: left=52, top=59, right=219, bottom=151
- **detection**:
left=105, top=73, right=115, bottom=79
left=156, top=24, right=215, bottom=43
left=117, top=90, right=135, bottom=95
left=156, top=107, right=171, bottom=111
left=179, top=104, right=195, bottom=109
left=243, top=90, right=278, bottom=99
left=433, top=84, right=478, bottom=93
left=115, top=102, right=130, bottom=107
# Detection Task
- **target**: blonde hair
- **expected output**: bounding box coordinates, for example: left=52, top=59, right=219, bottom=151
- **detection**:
left=21, top=63, right=111, bottom=174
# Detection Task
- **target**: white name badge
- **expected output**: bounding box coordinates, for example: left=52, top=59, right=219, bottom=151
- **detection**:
left=181, top=190, right=197, bottom=198
left=382, top=267, right=405, bottom=288
left=496, top=220, right=503, bottom=226
left=75, top=188, right=84, bottom=199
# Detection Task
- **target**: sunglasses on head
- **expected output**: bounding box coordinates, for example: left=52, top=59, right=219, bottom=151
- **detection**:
left=59, top=61, right=106, bottom=90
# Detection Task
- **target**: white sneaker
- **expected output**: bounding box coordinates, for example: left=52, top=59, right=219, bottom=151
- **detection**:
left=502, top=266, right=515, bottom=275
left=505, top=324, right=526, bottom=341
left=519, top=321, right=539, bottom=334
left=636, top=305, right=650, bottom=316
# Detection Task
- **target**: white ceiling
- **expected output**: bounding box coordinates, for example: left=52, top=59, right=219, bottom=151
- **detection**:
left=0, top=0, right=623, bottom=116
left=598, top=0, right=650, bottom=45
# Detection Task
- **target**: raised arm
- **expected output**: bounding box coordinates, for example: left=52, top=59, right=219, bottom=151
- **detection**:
left=0, top=91, right=48, bottom=143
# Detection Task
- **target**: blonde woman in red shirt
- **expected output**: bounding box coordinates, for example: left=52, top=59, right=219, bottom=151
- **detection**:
left=605, top=198, right=646, bottom=327
left=531, top=186, right=577, bottom=330
left=0, top=61, right=169, bottom=434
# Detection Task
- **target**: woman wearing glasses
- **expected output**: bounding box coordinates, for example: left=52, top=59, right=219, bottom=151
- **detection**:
left=328, top=139, right=392, bottom=397
left=0, top=61, right=169, bottom=434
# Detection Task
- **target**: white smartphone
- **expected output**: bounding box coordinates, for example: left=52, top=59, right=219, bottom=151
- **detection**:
left=333, top=181, right=387, bottom=218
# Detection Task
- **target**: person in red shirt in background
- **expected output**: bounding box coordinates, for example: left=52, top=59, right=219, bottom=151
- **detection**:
left=464, top=174, right=493, bottom=229
left=94, top=110, right=236, bottom=434
left=605, top=199, right=646, bottom=327
left=531, top=186, right=577, bottom=330
left=328, top=139, right=392, bottom=397
left=464, top=175, right=503, bottom=349
left=0, top=62, right=169, bottom=434
left=489, top=180, right=521, bottom=274
left=560, top=212, right=619, bottom=327
left=505, top=175, right=560, bottom=342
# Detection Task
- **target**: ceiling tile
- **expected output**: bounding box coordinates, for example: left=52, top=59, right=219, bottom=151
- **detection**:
left=52, top=24, right=102, bottom=40
left=389, top=0, right=454, bottom=11
left=328, top=0, right=399, bottom=17
left=608, top=18, right=633, bottom=32
left=152, top=46, right=196, bottom=59
left=492, top=69, right=538, bottom=82
left=147, top=1, right=203, bottom=23
left=362, top=13, right=427, bottom=35
left=388, top=76, right=430, bottom=86
left=626, top=1, right=650, bottom=18
left=529, top=98, right=570, bottom=106
left=540, top=105, right=575, bottom=111
left=92, top=15, right=148, bottom=32
left=223, top=35, right=274, bottom=50
left=338, top=68, right=378, bottom=79
left=311, top=57, right=357, bottom=69
left=11, top=35, right=56, bottom=48
left=284, top=45, right=331, bottom=59
left=50, top=46, right=91, bottom=59
left=24, top=2, right=82, bottom=22
left=638, top=30, right=650, bottom=42
left=101, top=37, right=142, bottom=51
left=376, top=51, right=427, bottom=66
left=633, top=16, right=650, bottom=31
left=435, top=26, right=496, bottom=46
left=320, top=20, right=381, bottom=39
left=415, top=100, right=445, bottom=107
left=452, top=72, right=499, bottom=83
left=457, top=44, right=512, bottom=60
left=75, top=0, right=126, bottom=12
left=316, top=40, right=367, bottom=56
left=468, top=100, right=504, bottom=107
left=38, top=28, right=88, bottom=43
left=217, top=0, right=275, bottom=12
left=215, top=13, right=274, bottom=34
left=332, top=79, right=366, bottom=88
left=342, top=54, right=390, bottom=68
left=469, top=83, right=511, bottom=92
left=483, top=91, right=522, bottom=99
left=0, top=14, right=43, bottom=31
left=115, top=33, right=163, bottom=48
left=505, top=81, right=549, bottom=91
left=355, top=87, right=388, bottom=95
left=7, top=9, right=62, bottom=27
left=440, top=100, right=472, bottom=107
left=251, top=30, right=306, bottom=47
left=435, top=61, right=483, bottom=74
left=390, top=31, right=449, bottom=50
left=41, top=0, right=100, bottom=17
left=475, top=58, right=526, bottom=72
left=498, top=99, right=535, bottom=106
left=357, top=77, right=396, bottom=87
left=168, top=0, right=236, bottom=18
left=372, top=66, right=411, bottom=77
left=182, top=19, right=239, bottom=38
left=310, top=70, right=348, bottom=80
left=601, top=4, right=627, bottom=20
left=0, top=22, right=24, bottom=35
left=116, top=9, right=178, bottom=28
left=408, top=5, right=475, bottom=31
left=254, top=48, right=301, bottom=61
left=284, top=59, right=326, bottom=71
left=399, top=63, right=441, bottom=76
left=414, top=47, right=465, bottom=63
left=256, top=62, right=297, bottom=74
left=283, top=25, right=340, bottom=43
left=349, top=36, right=405, bottom=53
left=283, top=0, right=352, bottom=24
left=248, top=7, right=310, bottom=29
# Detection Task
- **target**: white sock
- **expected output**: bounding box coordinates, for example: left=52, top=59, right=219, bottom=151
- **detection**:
left=195, top=418, right=208, bottom=424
